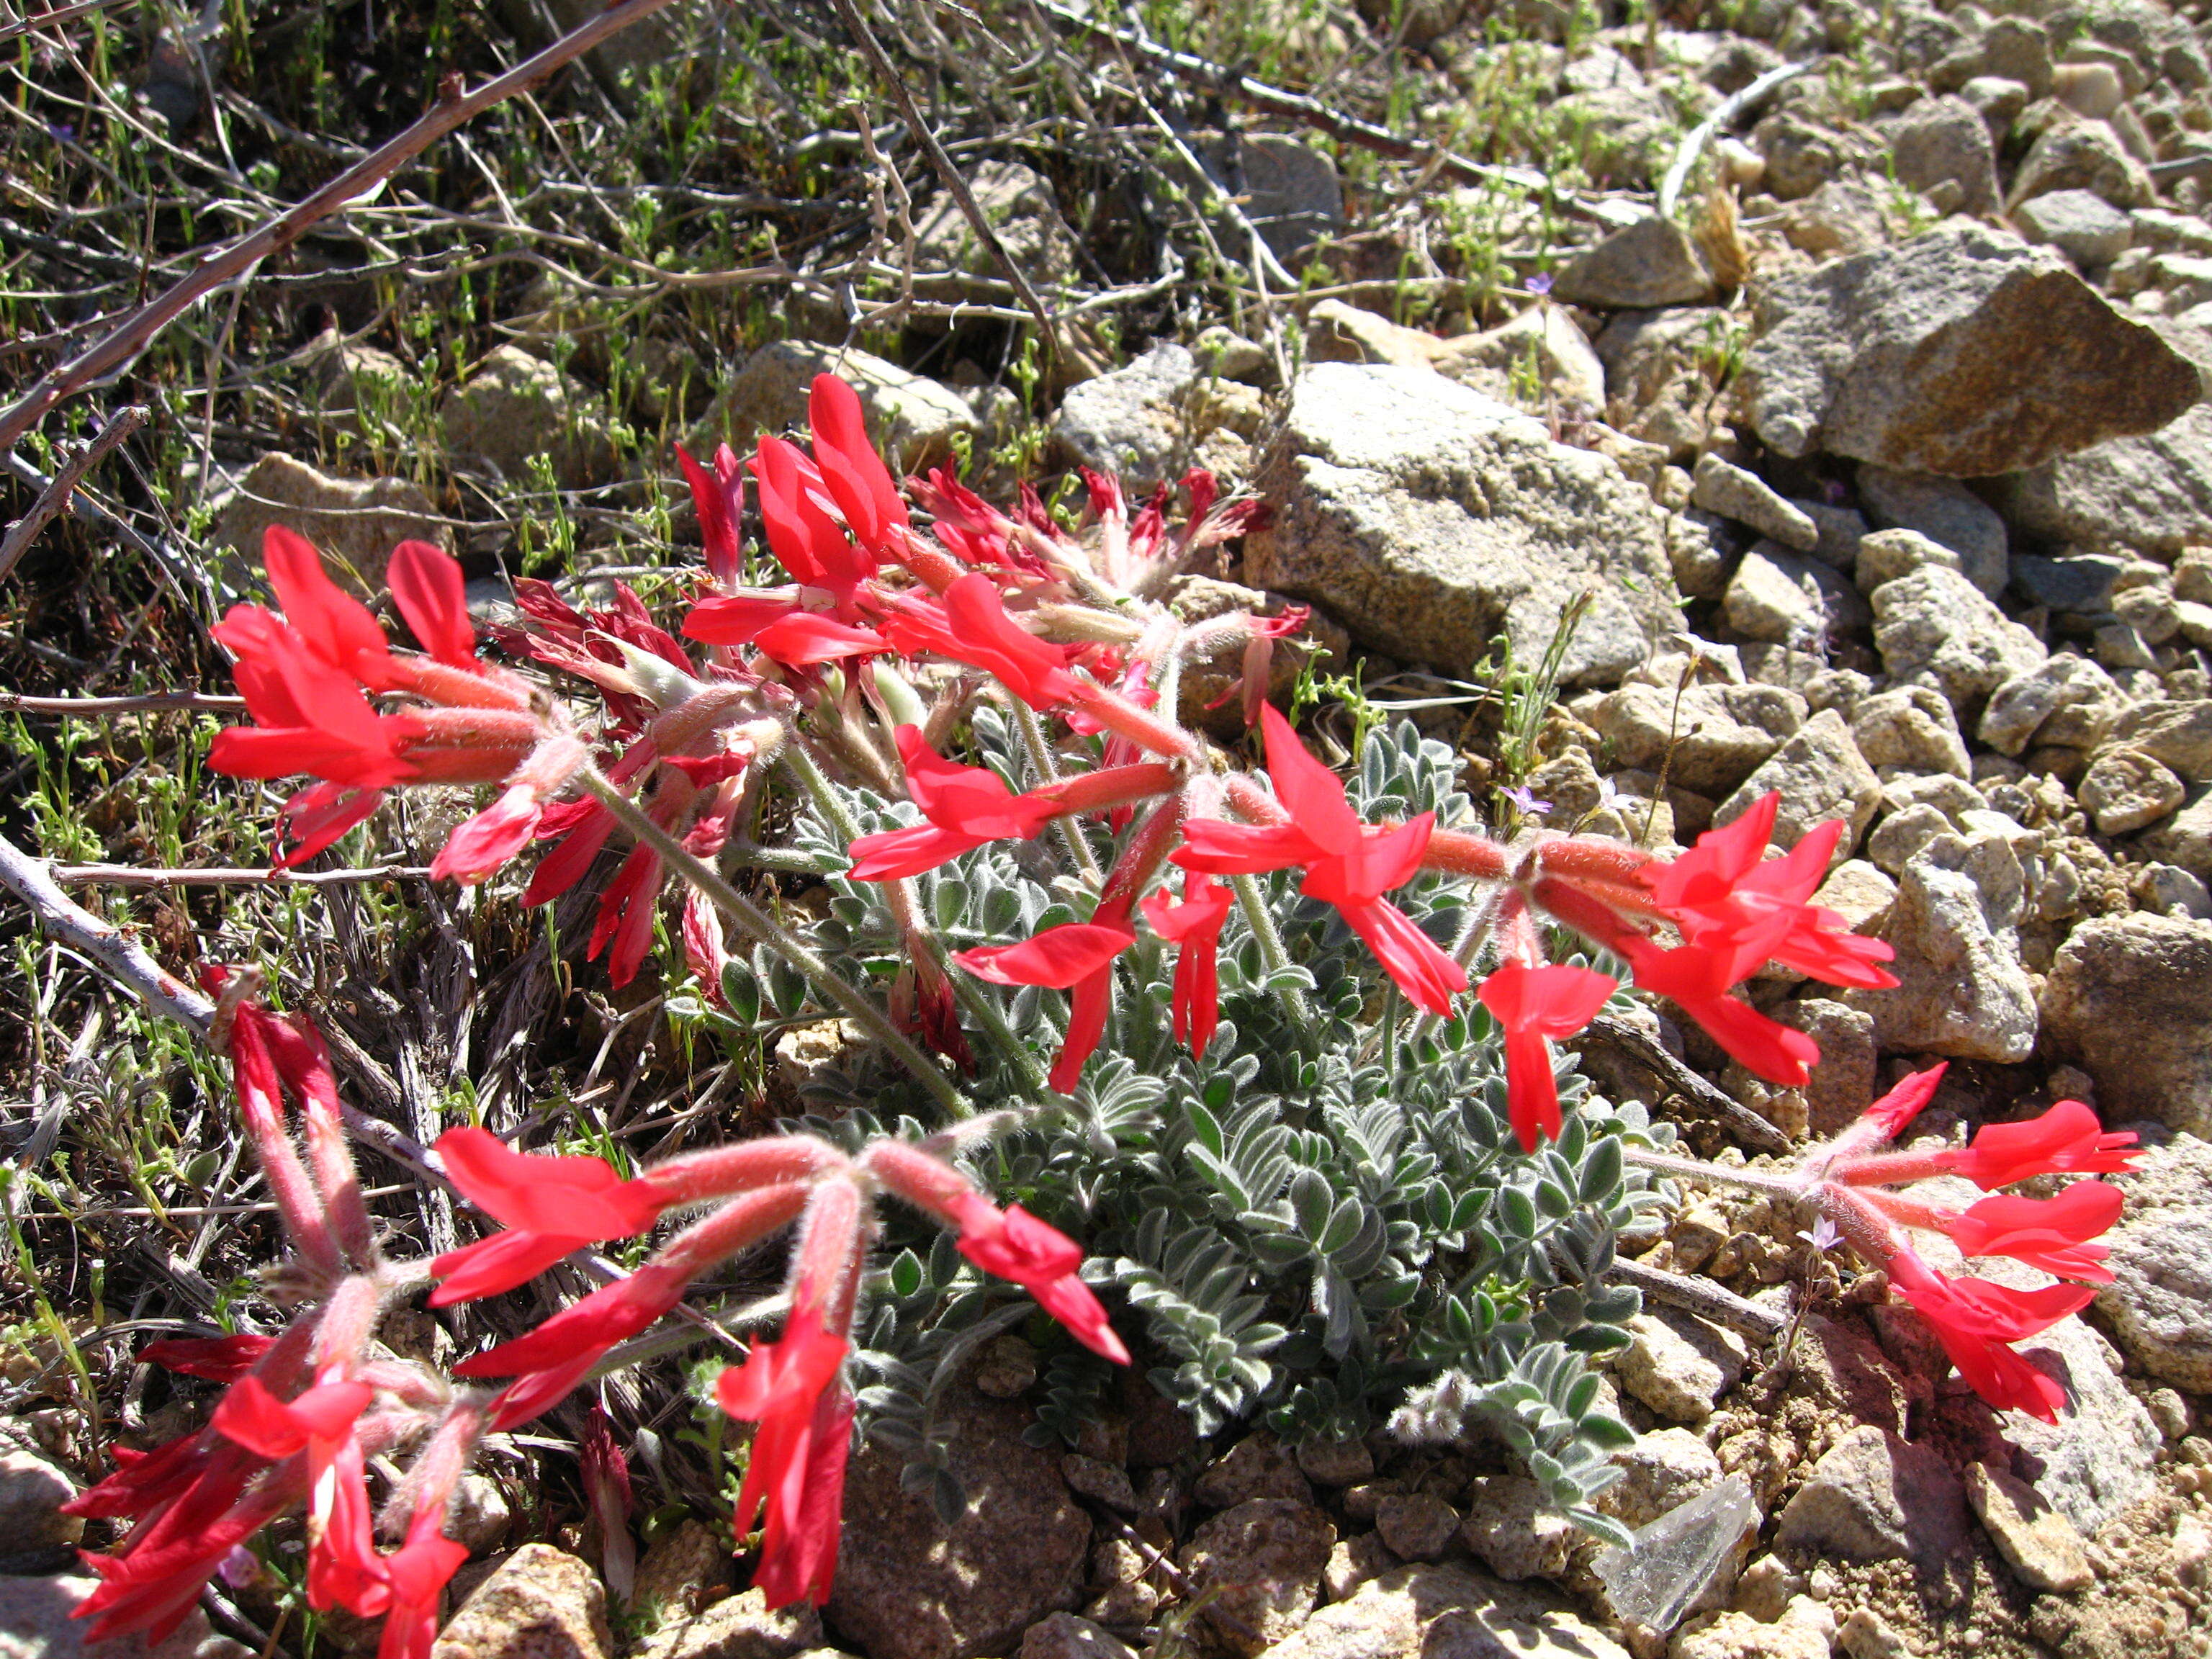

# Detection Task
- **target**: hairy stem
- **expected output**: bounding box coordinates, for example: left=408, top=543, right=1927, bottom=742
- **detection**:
left=1624, top=1146, right=1807, bottom=1200
left=1011, top=698, right=1104, bottom=884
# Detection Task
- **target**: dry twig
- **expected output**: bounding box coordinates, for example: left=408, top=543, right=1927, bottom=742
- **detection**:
left=0, top=405, right=146, bottom=585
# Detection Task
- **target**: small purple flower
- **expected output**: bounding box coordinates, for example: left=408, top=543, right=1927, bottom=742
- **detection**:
left=1526, top=271, right=1554, bottom=297
left=217, top=1544, right=262, bottom=1589
left=1502, top=783, right=1551, bottom=817
left=48, top=122, right=76, bottom=145
left=1798, top=1218, right=1841, bottom=1252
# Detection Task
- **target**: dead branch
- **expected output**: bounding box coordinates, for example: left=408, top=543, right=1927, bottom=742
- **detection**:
left=0, top=828, right=215, bottom=1033
left=49, top=863, right=434, bottom=886
left=0, top=405, right=145, bottom=585
left=0, top=0, right=688, bottom=454
left=827, top=0, right=1059, bottom=344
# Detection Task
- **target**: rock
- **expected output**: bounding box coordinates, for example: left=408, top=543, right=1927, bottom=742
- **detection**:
left=1772, top=1426, right=1969, bottom=1569
left=1432, top=305, right=1609, bottom=414
left=1246, top=364, right=1681, bottom=685
left=1195, top=133, right=1343, bottom=262
left=2141, top=787, right=2212, bottom=876
left=909, top=161, right=1079, bottom=298
left=1555, top=217, right=1714, bottom=310
left=1851, top=687, right=1970, bottom=778
left=1196, top=1434, right=1312, bottom=1509
left=432, top=1544, right=612, bottom=1659
left=1555, top=59, right=1682, bottom=190
left=1296, top=1438, right=1374, bottom=1486
left=629, top=1519, right=736, bottom=1629
left=1671, top=1611, right=1830, bottom=1659
left=1739, top=225, right=2200, bottom=475
left=1721, top=544, right=1869, bottom=645
left=211, top=454, right=451, bottom=588
left=1254, top=1563, right=1630, bottom=1659
left=2052, top=60, right=2126, bottom=119
left=1781, top=177, right=1894, bottom=261
left=440, top=346, right=616, bottom=489
left=0, top=1440, right=79, bottom=1554
left=1323, top=1533, right=1397, bottom=1601
left=1714, top=709, right=1881, bottom=861
left=828, top=1387, right=1090, bottom=1659
left=1754, top=111, right=1854, bottom=202
left=1978, top=655, right=2127, bottom=756
left=2095, top=1134, right=2212, bottom=1390
left=704, top=341, right=975, bottom=472
left=1617, top=1310, right=1748, bottom=1424
left=1016, top=1614, right=1136, bottom=1659
left=1789, top=1316, right=1910, bottom=1437
left=1305, top=300, right=1449, bottom=372
left=2134, top=861, right=2212, bottom=918
left=2044, top=915, right=2212, bottom=1134
left=2013, top=189, right=2134, bottom=267
left=1457, top=1475, right=1577, bottom=1581
left=2008, top=552, right=2127, bottom=616
left=1965, top=1261, right=2162, bottom=1534
left=0, top=1573, right=249, bottom=1659
left=2008, top=117, right=2153, bottom=211
left=1888, top=96, right=2000, bottom=217
left=633, top=1589, right=820, bottom=1659
left=1789, top=997, right=1880, bottom=1134
left=2103, top=698, right=2212, bottom=783
left=1693, top=456, right=1818, bottom=553
left=1870, top=567, right=2046, bottom=707
left=1852, top=527, right=1965, bottom=593
left=1993, top=404, right=2212, bottom=556
left=1374, top=1493, right=1459, bottom=1562
left=1853, top=467, right=2008, bottom=596
left=2077, top=747, right=2185, bottom=834
left=1846, top=835, right=2039, bottom=1061
left=973, top=1335, right=1039, bottom=1400
left=1834, top=1609, right=1916, bottom=1659
left=1963, top=1461, right=2092, bottom=1592
left=1178, top=1499, right=1335, bottom=1656
left=1061, top=1455, right=1139, bottom=1514
left=447, top=1472, right=511, bottom=1554
left=1051, top=344, right=1202, bottom=491
left=1586, top=682, right=1805, bottom=797
left=1601, top=1429, right=1723, bottom=1531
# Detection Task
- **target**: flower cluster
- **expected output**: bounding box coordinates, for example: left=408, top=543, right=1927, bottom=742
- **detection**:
left=71, top=978, right=1124, bottom=1638
left=1651, top=1063, right=2140, bottom=1424
left=70, top=973, right=485, bottom=1659
left=425, top=1120, right=1126, bottom=1606
left=209, top=373, right=1902, bottom=1161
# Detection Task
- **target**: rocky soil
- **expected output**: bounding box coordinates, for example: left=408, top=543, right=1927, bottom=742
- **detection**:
left=16, top=1, right=2212, bottom=1658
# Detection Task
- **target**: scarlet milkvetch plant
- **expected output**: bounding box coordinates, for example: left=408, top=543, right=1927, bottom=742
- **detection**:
left=165, top=368, right=2141, bottom=1597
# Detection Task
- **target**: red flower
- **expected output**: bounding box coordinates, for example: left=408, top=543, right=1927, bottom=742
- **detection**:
left=1938, top=1182, right=2125, bottom=1282
left=1476, top=961, right=1619, bottom=1152
left=848, top=727, right=1061, bottom=878
left=807, top=374, right=909, bottom=558
left=881, top=573, right=1079, bottom=707
left=210, top=1375, right=372, bottom=1463
left=137, top=1333, right=275, bottom=1382
left=753, top=433, right=875, bottom=610
left=1930, top=1100, right=2142, bottom=1191
left=210, top=606, right=425, bottom=789
left=260, top=524, right=399, bottom=688
left=1637, top=793, right=1896, bottom=990
left=588, top=844, right=665, bottom=988
left=1883, top=1247, right=2095, bottom=1423
left=455, top=1262, right=693, bottom=1396
left=1174, top=705, right=1466, bottom=1015
left=954, top=912, right=1137, bottom=1092
left=716, top=1302, right=853, bottom=1608
left=1619, top=930, right=1820, bottom=1086
left=428, top=1128, right=667, bottom=1306
left=1861, top=1062, right=1949, bottom=1141
left=1141, top=873, right=1233, bottom=1056
left=949, top=1193, right=1131, bottom=1364
left=366, top=1522, right=469, bottom=1659
left=677, top=442, right=747, bottom=587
